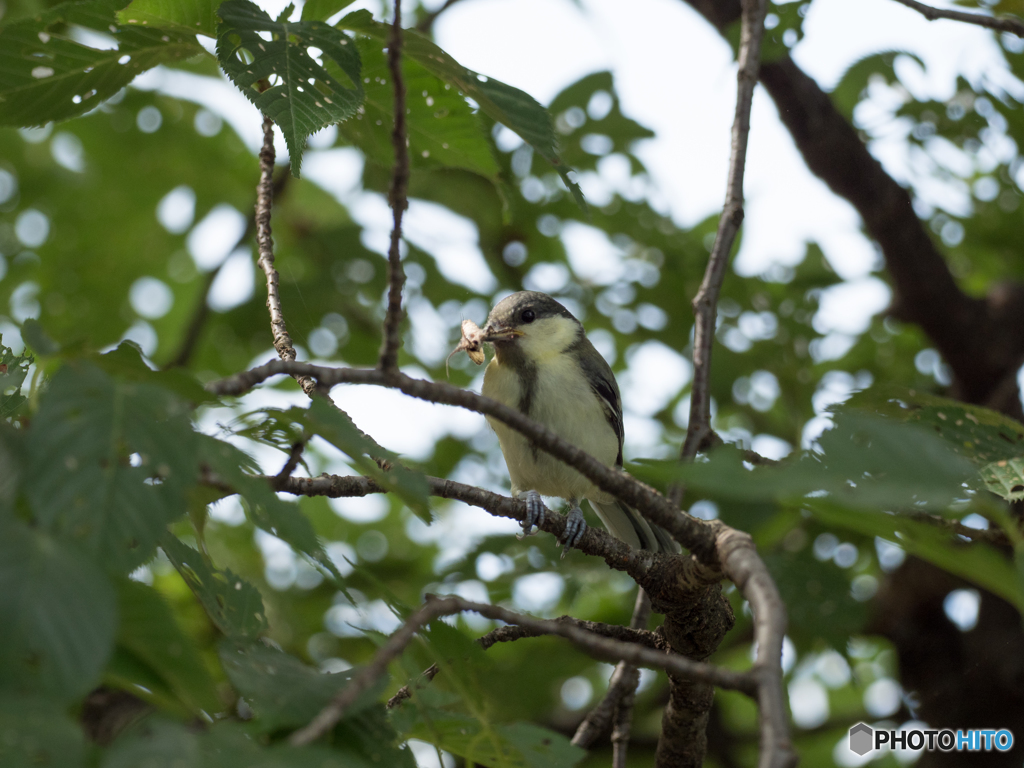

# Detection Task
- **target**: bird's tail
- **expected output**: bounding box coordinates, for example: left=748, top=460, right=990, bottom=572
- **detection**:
left=588, top=499, right=679, bottom=553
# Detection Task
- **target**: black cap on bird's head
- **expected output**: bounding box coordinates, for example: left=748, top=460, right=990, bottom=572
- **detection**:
left=482, top=291, right=579, bottom=343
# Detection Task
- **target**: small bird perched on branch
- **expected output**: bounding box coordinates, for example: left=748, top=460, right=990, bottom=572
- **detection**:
left=462, top=291, right=676, bottom=554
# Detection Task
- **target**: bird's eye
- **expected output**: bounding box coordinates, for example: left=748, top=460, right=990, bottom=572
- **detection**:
left=521, top=309, right=536, bottom=324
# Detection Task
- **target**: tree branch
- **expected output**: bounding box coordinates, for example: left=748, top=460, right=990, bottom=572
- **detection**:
left=891, top=0, right=1024, bottom=37
left=681, top=0, right=767, bottom=462
left=289, top=594, right=756, bottom=747
left=254, top=117, right=318, bottom=397
left=165, top=171, right=290, bottom=370
left=269, top=471, right=714, bottom=604
left=572, top=589, right=651, bottom=751
left=211, top=361, right=720, bottom=563
left=378, top=0, right=410, bottom=372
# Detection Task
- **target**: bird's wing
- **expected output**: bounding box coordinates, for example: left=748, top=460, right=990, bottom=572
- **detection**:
left=577, top=344, right=624, bottom=466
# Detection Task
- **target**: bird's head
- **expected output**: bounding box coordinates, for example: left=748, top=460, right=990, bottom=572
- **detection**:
left=482, top=291, right=582, bottom=364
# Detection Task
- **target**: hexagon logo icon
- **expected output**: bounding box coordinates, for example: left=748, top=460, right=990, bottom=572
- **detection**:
left=849, top=722, right=874, bottom=756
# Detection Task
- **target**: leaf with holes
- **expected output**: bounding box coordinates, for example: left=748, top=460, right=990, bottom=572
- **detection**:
left=846, top=387, right=1024, bottom=501
left=337, top=10, right=585, bottom=212
left=0, top=0, right=202, bottom=127
left=215, top=0, right=363, bottom=176
left=118, top=0, right=220, bottom=37
left=0, top=340, right=32, bottom=419
left=339, top=37, right=499, bottom=179
left=161, top=534, right=269, bottom=640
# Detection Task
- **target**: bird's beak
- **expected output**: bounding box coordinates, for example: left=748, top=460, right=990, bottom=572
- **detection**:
left=481, top=322, right=524, bottom=342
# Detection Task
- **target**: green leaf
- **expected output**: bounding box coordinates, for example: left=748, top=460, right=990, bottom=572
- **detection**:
left=339, top=36, right=499, bottom=179
left=846, top=386, right=1024, bottom=501
left=115, top=579, right=222, bottom=714
left=301, top=0, right=356, bottom=22
left=161, top=533, right=269, bottom=640
left=0, top=0, right=202, bottom=127
left=303, top=397, right=432, bottom=522
left=0, top=518, right=117, bottom=702
left=118, top=0, right=219, bottom=37
left=103, top=716, right=372, bottom=768
left=0, top=694, right=86, bottom=768
left=0, top=341, right=32, bottom=419
left=24, top=360, right=198, bottom=572
left=402, top=706, right=585, bottom=768
left=218, top=639, right=382, bottom=731
left=633, top=411, right=976, bottom=511
left=337, top=10, right=585, bottom=212
left=807, top=500, right=1023, bottom=611
left=215, top=0, right=363, bottom=176
left=20, top=318, right=58, bottom=356
left=198, top=434, right=346, bottom=584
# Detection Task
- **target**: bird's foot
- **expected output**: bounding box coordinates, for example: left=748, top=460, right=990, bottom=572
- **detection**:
left=517, top=490, right=547, bottom=538
left=558, top=503, right=587, bottom=558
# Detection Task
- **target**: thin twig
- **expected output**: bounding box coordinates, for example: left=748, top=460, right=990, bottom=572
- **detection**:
left=166, top=172, right=291, bottom=370
left=271, top=440, right=306, bottom=490
left=891, top=0, right=1024, bottom=37
left=289, top=595, right=756, bottom=747
left=415, top=0, right=463, bottom=32
left=388, top=618, right=657, bottom=710
left=672, top=0, right=795, bottom=766
left=679, top=0, right=768, bottom=466
left=611, top=589, right=651, bottom=767
left=378, top=0, right=410, bottom=372
left=572, top=589, right=651, bottom=750
left=254, top=117, right=317, bottom=396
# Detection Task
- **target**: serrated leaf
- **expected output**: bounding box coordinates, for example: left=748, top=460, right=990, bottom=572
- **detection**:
left=24, top=360, right=198, bottom=572
left=198, top=434, right=346, bottom=584
left=218, top=639, right=382, bottom=731
left=215, top=0, right=363, bottom=176
left=0, top=518, right=118, bottom=702
left=0, top=694, right=86, bottom=768
left=0, top=0, right=202, bottom=127
left=116, top=579, right=222, bottom=714
left=118, top=0, right=219, bottom=36
left=303, top=398, right=431, bottom=522
left=339, top=37, right=499, bottom=179
left=161, top=533, right=268, bottom=639
left=337, top=10, right=585, bottom=212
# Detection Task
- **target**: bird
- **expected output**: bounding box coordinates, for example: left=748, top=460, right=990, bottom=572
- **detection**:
left=477, top=290, right=677, bottom=554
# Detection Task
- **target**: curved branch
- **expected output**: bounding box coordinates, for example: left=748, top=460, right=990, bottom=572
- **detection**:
left=682, top=0, right=768, bottom=460
left=892, top=0, right=1024, bottom=37
left=254, top=117, right=318, bottom=397
left=289, top=594, right=756, bottom=747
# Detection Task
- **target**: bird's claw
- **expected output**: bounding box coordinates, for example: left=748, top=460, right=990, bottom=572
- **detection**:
left=558, top=505, right=587, bottom=558
left=517, top=490, right=547, bottom=538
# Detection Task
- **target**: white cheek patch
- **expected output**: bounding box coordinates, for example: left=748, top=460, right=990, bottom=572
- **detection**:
left=519, top=316, right=578, bottom=361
